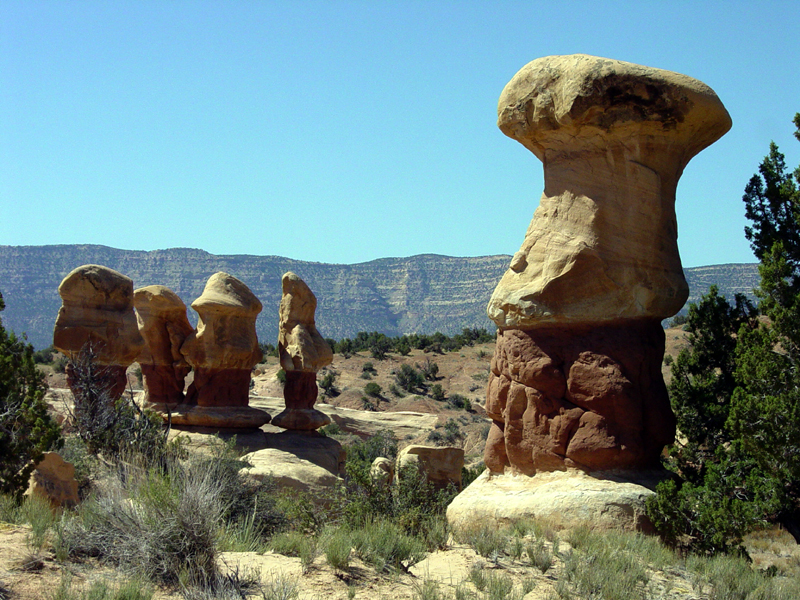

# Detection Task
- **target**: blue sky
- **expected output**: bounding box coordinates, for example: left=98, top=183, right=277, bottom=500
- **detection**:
left=2, top=1, right=798, bottom=267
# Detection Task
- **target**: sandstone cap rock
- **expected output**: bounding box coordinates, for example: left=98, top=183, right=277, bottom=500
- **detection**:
left=192, top=272, right=262, bottom=316
left=498, top=54, right=732, bottom=165
left=134, top=285, right=189, bottom=317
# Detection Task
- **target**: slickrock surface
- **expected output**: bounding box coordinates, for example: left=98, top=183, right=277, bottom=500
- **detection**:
left=53, top=264, right=143, bottom=399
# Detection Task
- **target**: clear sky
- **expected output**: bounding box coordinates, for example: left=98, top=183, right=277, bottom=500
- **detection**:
left=2, top=1, right=798, bottom=267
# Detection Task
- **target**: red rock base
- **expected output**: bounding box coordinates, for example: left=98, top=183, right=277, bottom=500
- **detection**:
left=184, top=367, right=251, bottom=407
left=141, top=363, right=189, bottom=405
left=484, top=320, right=675, bottom=474
left=272, top=371, right=330, bottom=430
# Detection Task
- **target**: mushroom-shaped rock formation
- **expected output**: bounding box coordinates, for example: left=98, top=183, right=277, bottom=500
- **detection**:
left=53, top=264, right=143, bottom=399
left=134, top=285, right=194, bottom=407
left=271, top=272, right=333, bottom=431
left=170, top=273, right=270, bottom=429
left=483, top=55, right=731, bottom=477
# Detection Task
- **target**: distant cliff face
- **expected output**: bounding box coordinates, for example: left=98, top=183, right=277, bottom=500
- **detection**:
left=0, top=245, right=760, bottom=350
left=0, top=245, right=512, bottom=349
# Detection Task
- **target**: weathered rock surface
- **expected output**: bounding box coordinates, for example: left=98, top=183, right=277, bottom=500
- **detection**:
left=484, top=322, right=675, bottom=474
left=370, top=457, right=394, bottom=487
left=488, top=54, right=732, bottom=328
left=170, top=272, right=269, bottom=428
left=272, top=273, right=332, bottom=430
left=447, top=469, right=665, bottom=532
left=250, top=396, right=439, bottom=440
left=242, top=448, right=341, bottom=503
left=481, top=55, right=729, bottom=475
left=26, top=452, right=79, bottom=508
left=134, top=285, right=193, bottom=406
left=53, top=264, right=143, bottom=399
left=397, top=445, right=464, bottom=490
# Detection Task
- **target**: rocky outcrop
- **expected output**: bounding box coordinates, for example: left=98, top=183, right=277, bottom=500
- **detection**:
left=27, top=452, right=79, bottom=508
left=397, top=445, right=464, bottom=491
left=134, top=285, right=193, bottom=406
left=53, top=264, right=143, bottom=399
left=483, top=55, right=731, bottom=475
left=166, top=273, right=270, bottom=429
left=271, top=273, right=333, bottom=430
left=447, top=469, right=663, bottom=532
left=241, top=432, right=344, bottom=504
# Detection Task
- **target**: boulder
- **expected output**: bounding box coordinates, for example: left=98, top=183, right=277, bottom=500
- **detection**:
left=134, top=285, right=193, bottom=406
left=26, top=452, right=79, bottom=508
left=242, top=432, right=344, bottom=503
left=447, top=469, right=666, bottom=533
left=272, top=273, right=333, bottom=431
left=396, top=445, right=464, bottom=490
left=370, top=457, right=394, bottom=487
left=53, top=264, right=143, bottom=399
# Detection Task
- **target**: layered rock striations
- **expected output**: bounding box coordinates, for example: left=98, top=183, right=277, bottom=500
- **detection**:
left=271, top=272, right=333, bottom=430
left=483, top=55, right=731, bottom=477
left=169, top=272, right=270, bottom=428
left=134, top=285, right=193, bottom=406
left=53, top=264, right=143, bottom=399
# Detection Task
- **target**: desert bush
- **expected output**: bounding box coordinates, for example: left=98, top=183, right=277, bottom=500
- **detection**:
left=318, top=369, right=338, bottom=397
left=395, top=363, right=426, bottom=394
left=65, top=344, right=170, bottom=466
left=430, top=384, right=445, bottom=401
left=322, top=526, right=352, bottom=571
left=447, top=393, right=471, bottom=411
left=0, top=291, right=62, bottom=498
left=526, top=539, right=552, bottom=573
left=276, top=369, right=286, bottom=385
left=349, top=517, right=426, bottom=572
left=417, top=358, right=439, bottom=381
left=458, top=523, right=508, bottom=559
left=461, top=462, right=484, bottom=488
left=363, top=382, right=382, bottom=398
left=63, top=456, right=225, bottom=585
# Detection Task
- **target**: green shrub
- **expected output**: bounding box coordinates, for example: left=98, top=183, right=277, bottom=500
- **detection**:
left=66, top=344, right=170, bottom=466
left=349, top=518, right=426, bottom=572
left=395, top=364, right=426, bottom=394
left=318, top=370, right=338, bottom=397
left=430, top=384, right=445, bottom=401
left=0, top=291, right=62, bottom=498
left=417, top=358, right=439, bottom=381
left=276, top=369, right=286, bottom=385
left=364, top=382, right=382, bottom=398
left=447, top=393, right=470, bottom=410
left=323, top=527, right=352, bottom=571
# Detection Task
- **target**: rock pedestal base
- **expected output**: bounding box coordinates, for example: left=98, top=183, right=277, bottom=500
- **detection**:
left=273, top=371, right=331, bottom=430
left=447, top=469, right=668, bottom=533
left=151, top=404, right=271, bottom=429
left=485, top=320, right=675, bottom=474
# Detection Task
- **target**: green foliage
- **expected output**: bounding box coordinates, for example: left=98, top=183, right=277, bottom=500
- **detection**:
left=66, top=345, right=170, bottom=466
left=394, top=363, right=426, bottom=394
left=363, top=382, right=382, bottom=398
left=258, top=342, right=278, bottom=358
left=430, top=383, right=445, bottom=401
left=276, top=368, right=286, bottom=384
left=318, top=369, right=338, bottom=397
left=446, top=393, right=471, bottom=411
left=0, top=290, right=62, bottom=498
left=417, top=358, right=439, bottom=381
left=648, top=113, right=800, bottom=554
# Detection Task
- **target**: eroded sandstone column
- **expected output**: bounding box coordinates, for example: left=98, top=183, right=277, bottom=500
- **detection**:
left=271, top=272, right=333, bottom=430
left=53, top=264, right=143, bottom=399
left=134, top=285, right=193, bottom=407
left=484, top=55, right=731, bottom=474
left=172, top=272, right=270, bottom=428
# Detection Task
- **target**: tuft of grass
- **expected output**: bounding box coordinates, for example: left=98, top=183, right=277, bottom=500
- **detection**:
left=323, top=527, right=352, bottom=571
left=52, top=574, right=154, bottom=600
left=349, top=518, right=426, bottom=573
left=526, top=539, right=553, bottom=574
left=259, top=574, right=299, bottom=600
left=457, top=523, right=508, bottom=559
left=412, top=579, right=447, bottom=600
